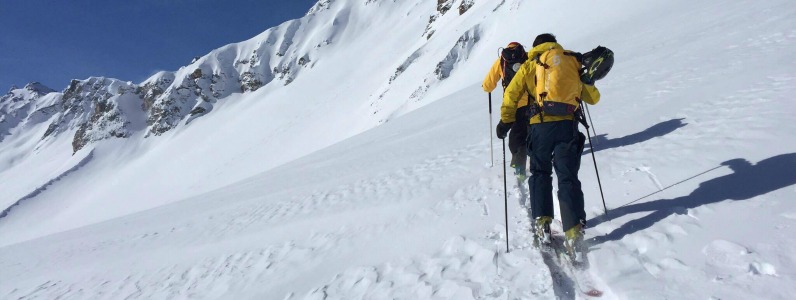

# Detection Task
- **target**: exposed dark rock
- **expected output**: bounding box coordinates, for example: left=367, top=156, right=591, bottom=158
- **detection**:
left=24, top=82, right=55, bottom=94
left=424, top=15, right=438, bottom=39
left=437, top=0, right=453, bottom=15
left=307, top=0, right=333, bottom=15
left=189, top=106, right=206, bottom=116
left=72, top=123, right=90, bottom=152
left=190, top=69, right=203, bottom=80
left=434, top=26, right=481, bottom=80
left=42, top=123, right=58, bottom=138
left=147, top=96, right=181, bottom=135
left=459, top=0, right=474, bottom=15
left=424, top=0, right=457, bottom=39
left=138, top=80, right=168, bottom=113
left=273, top=65, right=292, bottom=83
left=60, top=78, right=136, bottom=152
left=62, top=80, right=82, bottom=106
left=240, top=72, right=263, bottom=92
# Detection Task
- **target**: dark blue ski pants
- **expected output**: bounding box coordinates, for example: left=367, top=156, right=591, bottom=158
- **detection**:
left=527, top=120, right=587, bottom=232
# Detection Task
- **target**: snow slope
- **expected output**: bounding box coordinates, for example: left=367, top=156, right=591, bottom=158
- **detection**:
left=2, top=0, right=796, bottom=299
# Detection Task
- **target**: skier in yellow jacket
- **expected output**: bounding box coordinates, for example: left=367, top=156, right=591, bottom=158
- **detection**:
left=482, top=42, right=531, bottom=181
left=497, top=33, right=600, bottom=263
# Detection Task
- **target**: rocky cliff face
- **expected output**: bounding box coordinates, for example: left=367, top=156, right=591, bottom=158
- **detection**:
left=37, top=78, right=140, bottom=152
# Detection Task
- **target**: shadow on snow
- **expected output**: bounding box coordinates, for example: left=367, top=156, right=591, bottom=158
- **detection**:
left=584, top=118, right=687, bottom=155
left=588, top=153, right=796, bottom=245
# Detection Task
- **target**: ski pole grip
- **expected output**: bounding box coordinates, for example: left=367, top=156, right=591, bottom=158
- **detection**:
left=488, top=92, right=493, bottom=114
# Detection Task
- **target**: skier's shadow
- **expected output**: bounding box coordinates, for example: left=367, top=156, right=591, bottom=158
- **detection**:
left=584, top=118, right=687, bottom=155
left=588, top=153, right=796, bottom=245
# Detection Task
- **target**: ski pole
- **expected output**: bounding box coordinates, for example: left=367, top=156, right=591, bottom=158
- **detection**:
left=585, top=127, right=608, bottom=216
left=489, top=92, right=495, bottom=167
left=502, top=139, right=510, bottom=252
left=584, top=103, right=598, bottom=138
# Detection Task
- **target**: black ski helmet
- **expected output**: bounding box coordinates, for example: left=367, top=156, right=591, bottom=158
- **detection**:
left=580, top=46, right=614, bottom=84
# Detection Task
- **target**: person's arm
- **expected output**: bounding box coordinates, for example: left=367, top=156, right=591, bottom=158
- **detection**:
left=501, top=62, right=531, bottom=123
left=482, top=58, right=502, bottom=93
left=581, top=84, right=600, bottom=105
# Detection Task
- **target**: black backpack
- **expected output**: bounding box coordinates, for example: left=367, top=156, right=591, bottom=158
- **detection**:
left=500, top=44, right=528, bottom=88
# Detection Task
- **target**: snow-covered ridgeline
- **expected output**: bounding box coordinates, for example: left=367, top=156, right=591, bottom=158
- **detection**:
left=0, top=0, right=492, bottom=155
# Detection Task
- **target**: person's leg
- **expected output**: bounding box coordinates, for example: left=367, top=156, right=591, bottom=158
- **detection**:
left=553, top=123, right=586, bottom=232
left=551, top=121, right=588, bottom=262
left=513, top=106, right=530, bottom=175
left=509, top=106, right=529, bottom=177
left=528, top=122, right=555, bottom=220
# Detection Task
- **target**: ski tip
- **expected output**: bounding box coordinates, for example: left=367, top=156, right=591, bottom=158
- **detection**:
left=585, top=289, right=603, bottom=297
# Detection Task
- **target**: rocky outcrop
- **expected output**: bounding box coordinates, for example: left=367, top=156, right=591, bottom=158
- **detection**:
left=37, top=78, right=142, bottom=153
left=240, top=72, right=264, bottom=92
left=424, top=0, right=456, bottom=39
left=72, top=98, right=128, bottom=152
left=434, top=25, right=481, bottom=80
left=458, top=0, right=474, bottom=15
left=138, top=74, right=173, bottom=113
left=437, top=0, right=454, bottom=15
left=144, top=66, right=236, bottom=135
left=307, top=0, right=334, bottom=15
left=0, top=83, right=56, bottom=143
left=0, top=83, right=53, bottom=109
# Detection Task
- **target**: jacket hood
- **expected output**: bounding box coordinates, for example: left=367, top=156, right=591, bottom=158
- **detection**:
left=529, top=42, right=563, bottom=57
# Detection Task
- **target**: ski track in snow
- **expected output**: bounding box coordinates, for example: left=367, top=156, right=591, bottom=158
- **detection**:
left=303, top=236, right=552, bottom=300
left=0, top=137, right=616, bottom=299
left=1, top=141, right=593, bottom=299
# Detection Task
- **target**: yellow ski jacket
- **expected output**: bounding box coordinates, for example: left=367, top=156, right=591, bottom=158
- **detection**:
left=501, top=42, right=600, bottom=124
left=482, top=58, right=529, bottom=110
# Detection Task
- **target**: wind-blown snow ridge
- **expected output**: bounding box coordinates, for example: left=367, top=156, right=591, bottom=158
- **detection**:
left=0, top=150, right=94, bottom=219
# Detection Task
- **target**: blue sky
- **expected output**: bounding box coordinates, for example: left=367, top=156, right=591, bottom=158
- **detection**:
left=0, top=0, right=318, bottom=91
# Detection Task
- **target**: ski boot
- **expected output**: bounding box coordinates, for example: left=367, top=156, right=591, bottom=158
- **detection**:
left=532, top=216, right=552, bottom=249
left=563, top=221, right=589, bottom=269
left=511, top=163, right=527, bottom=182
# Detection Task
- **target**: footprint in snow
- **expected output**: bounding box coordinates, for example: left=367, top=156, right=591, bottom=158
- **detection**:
left=702, top=239, right=777, bottom=277
left=303, top=236, right=552, bottom=299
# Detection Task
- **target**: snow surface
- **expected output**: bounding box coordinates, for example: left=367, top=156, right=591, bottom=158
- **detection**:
left=2, top=0, right=796, bottom=299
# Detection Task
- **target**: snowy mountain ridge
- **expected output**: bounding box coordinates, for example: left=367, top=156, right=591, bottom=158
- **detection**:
left=1, top=0, right=483, bottom=154
left=0, top=0, right=531, bottom=246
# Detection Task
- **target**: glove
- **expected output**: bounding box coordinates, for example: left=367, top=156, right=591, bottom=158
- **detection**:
left=580, top=73, right=595, bottom=85
left=496, top=121, right=513, bottom=139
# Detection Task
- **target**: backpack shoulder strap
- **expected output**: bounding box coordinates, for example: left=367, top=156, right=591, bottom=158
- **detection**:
left=563, top=50, right=584, bottom=64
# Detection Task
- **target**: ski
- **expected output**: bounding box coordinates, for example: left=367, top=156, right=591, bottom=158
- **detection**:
left=547, top=234, right=604, bottom=297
